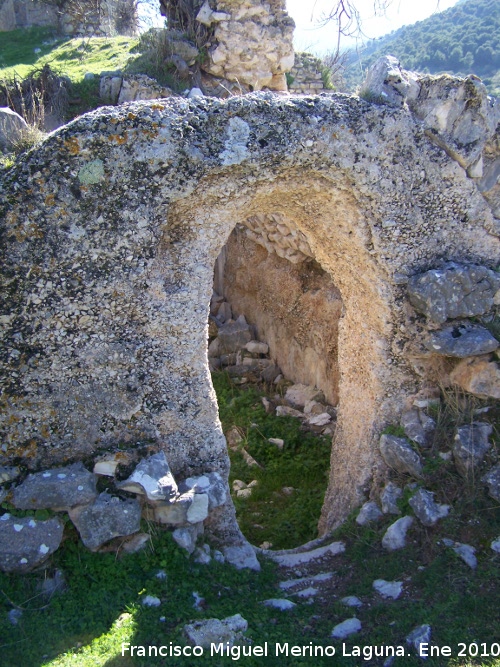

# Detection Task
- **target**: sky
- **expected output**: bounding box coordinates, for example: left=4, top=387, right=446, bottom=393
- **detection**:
left=288, top=0, right=462, bottom=55
left=139, top=0, right=462, bottom=55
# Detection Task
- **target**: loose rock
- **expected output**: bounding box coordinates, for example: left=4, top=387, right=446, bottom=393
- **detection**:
left=482, top=464, right=500, bottom=502
left=0, top=515, right=64, bottom=573
left=356, top=501, right=383, bottom=525
left=331, top=618, right=362, bottom=639
left=453, top=423, right=492, bottom=476
left=184, top=614, right=248, bottom=648
left=380, top=482, right=403, bottom=514
left=382, top=516, right=414, bottom=551
left=406, top=624, right=432, bottom=658
left=117, top=451, right=177, bottom=501
left=424, top=324, right=499, bottom=357
left=409, top=489, right=450, bottom=526
left=379, top=435, right=423, bottom=478
left=69, top=492, right=141, bottom=551
left=373, top=579, right=403, bottom=599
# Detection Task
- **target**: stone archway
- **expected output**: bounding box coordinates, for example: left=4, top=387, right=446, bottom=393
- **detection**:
left=1, top=92, right=498, bottom=557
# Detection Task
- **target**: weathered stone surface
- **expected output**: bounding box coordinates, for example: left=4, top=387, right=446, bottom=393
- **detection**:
left=482, top=464, right=500, bottom=502
left=117, top=451, right=178, bottom=501
left=245, top=340, right=269, bottom=355
left=407, top=73, right=499, bottom=170
left=401, top=409, right=435, bottom=447
left=285, top=384, right=324, bottom=409
left=223, top=543, right=261, bottom=571
left=269, top=541, right=345, bottom=567
left=179, top=472, right=227, bottom=510
left=184, top=614, right=248, bottom=648
left=443, top=538, right=477, bottom=568
left=380, top=482, right=402, bottom=514
left=406, top=624, right=431, bottom=657
left=69, top=492, right=141, bottom=551
left=217, top=316, right=253, bottom=354
left=276, top=405, right=304, bottom=419
left=263, top=598, right=296, bottom=610
left=409, top=488, right=450, bottom=526
left=373, top=579, right=403, bottom=599
left=379, top=435, right=423, bottom=478
left=13, top=463, right=97, bottom=510
left=0, top=107, right=28, bottom=151
left=382, top=516, right=414, bottom=551
left=100, top=74, right=174, bottom=106
left=360, top=55, right=414, bottom=107
left=1, top=91, right=499, bottom=543
left=0, top=515, right=64, bottom=573
left=331, top=618, right=361, bottom=639
left=145, top=492, right=193, bottom=526
left=0, top=466, right=19, bottom=483
left=424, top=324, right=499, bottom=357
left=408, top=263, right=500, bottom=324
left=172, top=525, right=200, bottom=553
left=453, top=423, right=492, bottom=476
left=341, top=596, right=363, bottom=608
left=198, top=0, right=294, bottom=91
left=450, top=355, right=500, bottom=399
left=356, top=501, right=383, bottom=525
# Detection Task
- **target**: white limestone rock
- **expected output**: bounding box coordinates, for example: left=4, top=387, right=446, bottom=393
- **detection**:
left=331, top=618, right=362, bottom=639
left=356, top=501, right=383, bottom=525
left=379, top=435, right=423, bottom=478
left=117, top=451, right=178, bottom=501
left=184, top=614, right=248, bottom=648
left=409, top=489, right=450, bottom=526
left=263, top=598, right=296, bottom=610
left=373, top=579, right=403, bottom=599
left=382, top=516, right=414, bottom=551
left=381, top=482, right=403, bottom=514
left=406, top=624, right=432, bottom=658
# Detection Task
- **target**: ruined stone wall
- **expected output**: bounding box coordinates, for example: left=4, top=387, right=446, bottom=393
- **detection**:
left=0, top=0, right=138, bottom=35
left=220, top=225, right=342, bottom=405
left=1, top=71, right=499, bottom=548
left=288, top=52, right=326, bottom=95
left=0, top=0, right=58, bottom=31
left=162, top=0, right=295, bottom=91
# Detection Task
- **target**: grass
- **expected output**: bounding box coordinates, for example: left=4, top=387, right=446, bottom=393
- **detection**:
left=0, top=376, right=499, bottom=666
left=212, top=371, right=332, bottom=550
left=0, top=27, right=140, bottom=84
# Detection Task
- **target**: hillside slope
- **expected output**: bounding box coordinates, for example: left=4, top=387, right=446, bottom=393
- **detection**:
left=344, top=0, right=500, bottom=95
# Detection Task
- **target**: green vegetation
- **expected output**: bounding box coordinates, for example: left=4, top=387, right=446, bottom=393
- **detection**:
left=0, top=377, right=499, bottom=666
left=344, top=0, right=500, bottom=96
left=212, top=371, right=332, bottom=549
left=0, top=27, right=140, bottom=83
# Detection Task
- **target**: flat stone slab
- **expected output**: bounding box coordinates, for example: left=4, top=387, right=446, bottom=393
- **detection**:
left=69, top=492, right=141, bottom=551
left=117, top=451, right=177, bottom=501
left=0, top=514, right=64, bottom=573
left=223, top=543, right=261, bottom=571
left=270, top=541, right=345, bottom=567
left=12, top=463, right=97, bottom=510
left=424, top=324, right=499, bottom=357
left=184, top=614, right=248, bottom=648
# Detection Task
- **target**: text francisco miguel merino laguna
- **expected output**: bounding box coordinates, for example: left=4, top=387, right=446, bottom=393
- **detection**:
left=121, top=642, right=410, bottom=660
